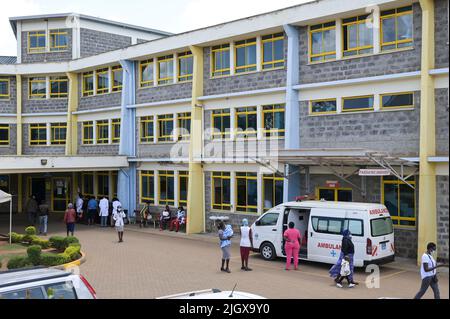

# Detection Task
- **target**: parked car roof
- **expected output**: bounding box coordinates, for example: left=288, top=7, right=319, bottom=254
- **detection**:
left=282, top=200, right=387, bottom=210
left=0, top=267, right=71, bottom=289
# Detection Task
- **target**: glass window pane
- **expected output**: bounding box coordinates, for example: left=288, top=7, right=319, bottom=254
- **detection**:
left=222, top=179, right=231, bottom=204
left=345, top=220, right=363, bottom=236
left=397, top=14, right=413, bottom=41
left=45, top=282, right=76, bottom=299
left=263, top=42, right=273, bottom=62
left=236, top=47, right=245, bottom=67
left=323, top=29, right=336, bottom=53
left=319, top=189, right=335, bottom=201
left=237, top=114, right=247, bottom=130
left=311, top=32, right=322, bottom=55
left=247, top=113, right=257, bottom=130
left=247, top=45, right=256, bottom=65
left=274, top=112, right=285, bottom=130
left=399, top=184, right=415, bottom=218
left=264, top=112, right=274, bottom=130
left=328, top=219, right=342, bottom=234
left=247, top=180, right=257, bottom=206
left=259, top=213, right=279, bottom=226
left=274, top=39, right=284, bottom=61
left=237, top=179, right=247, bottom=206
left=343, top=96, right=373, bottom=110
left=275, top=180, right=283, bottom=206
left=337, top=190, right=352, bottom=202
left=311, top=100, right=337, bottom=113
left=358, top=23, right=373, bottom=47
left=384, top=183, right=399, bottom=217
left=0, top=287, right=45, bottom=299
left=382, top=17, right=396, bottom=43
left=264, top=179, right=274, bottom=209
left=382, top=93, right=413, bottom=108
left=348, top=25, right=358, bottom=49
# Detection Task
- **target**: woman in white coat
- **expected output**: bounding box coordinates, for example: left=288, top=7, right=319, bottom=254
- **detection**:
left=99, top=196, right=109, bottom=227
left=112, top=198, right=122, bottom=227
left=113, top=205, right=126, bottom=243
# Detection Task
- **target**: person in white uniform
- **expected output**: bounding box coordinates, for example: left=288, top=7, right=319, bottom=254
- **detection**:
left=112, top=198, right=122, bottom=228
left=414, top=242, right=448, bottom=299
left=240, top=218, right=253, bottom=271
left=75, top=193, right=84, bottom=222
left=99, top=196, right=109, bottom=227
left=113, top=205, right=126, bottom=243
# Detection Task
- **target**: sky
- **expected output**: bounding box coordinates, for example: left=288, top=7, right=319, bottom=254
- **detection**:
left=0, top=0, right=311, bottom=56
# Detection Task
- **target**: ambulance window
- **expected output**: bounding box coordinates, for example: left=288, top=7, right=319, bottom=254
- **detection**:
left=317, top=219, right=328, bottom=231
left=259, top=213, right=279, bottom=226
left=312, top=217, right=319, bottom=230
left=371, top=217, right=393, bottom=237
left=343, top=219, right=363, bottom=236
left=328, top=219, right=342, bottom=233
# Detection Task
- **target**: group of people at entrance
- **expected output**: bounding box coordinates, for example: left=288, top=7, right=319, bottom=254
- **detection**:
left=25, top=195, right=49, bottom=236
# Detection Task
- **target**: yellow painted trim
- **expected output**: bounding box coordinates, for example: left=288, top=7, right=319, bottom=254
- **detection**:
left=16, top=75, right=22, bottom=155
left=262, top=174, right=284, bottom=211
left=158, top=170, right=175, bottom=206
left=0, top=124, right=10, bottom=146
left=96, top=68, right=109, bottom=95
left=51, top=177, right=71, bottom=212
left=341, top=95, right=374, bottom=112
left=380, top=91, right=414, bottom=110
left=29, top=123, right=47, bottom=145
left=235, top=172, right=258, bottom=213
left=50, top=122, right=67, bottom=145
left=82, top=72, right=94, bottom=96
left=49, top=29, right=69, bottom=51
left=0, top=78, right=10, bottom=100
left=27, top=31, right=46, bottom=54
left=28, top=77, right=46, bottom=99
left=81, top=121, right=94, bottom=145
left=111, top=118, right=121, bottom=144
left=66, top=73, right=78, bottom=155
left=140, top=170, right=155, bottom=203
left=82, top=173, right=95, bottom=198
left=316, top=187, right=353, bottom=202
left=381, top=177, right=416, bottom=227
left=111, top=65, right=123, bottom=92
left=211, top=172, right=231, bottom=211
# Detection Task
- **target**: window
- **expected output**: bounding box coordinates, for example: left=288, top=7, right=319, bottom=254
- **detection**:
left=382, top=177, right=416, bottom=227
left=96, top=68, right=109, bottom=94
left=28, top=31, right=46, bottom=53
left=342, top=95, right=374, bottom=112
left=312, top=217, right=343, bottom=234
left=111, top=119, right=121, bottom=144
left=263, top=104, right=285, bottom=137
left=0, top=124, right=9, bottom=146
left=158, top=114, right=174, bottom=142
left=179, top=171, right=189, bottom=206
left=212, top=109, right=230, bottom=139
left=212, top=172, right=231, bottom=210
left=235, top=38, right=257, bottom=73
left=263, top=174, right=284, bottom=211
left=343, top=219, right=364, bottom=236
left=262, top=33, right=285, bottom=69
left=0, top=287, right=45, bottom=299
left=177, top=112, right=191, bottom=140
left=111, top=66, right=123, bottom=92
left=97, top=172, right=109, bottom=198
left=140, top=116, right=154, bottom=143
left=82, top=72, right=94, bottom=97
left=178, top=51, right=193, bottom=82
left=82, top=173, right=94, bottom=198
left=141, top=170, right=154, bottom=204
left=310, top=99, right=337, bottom=114
left=50, top=77, right=68, bottom=98
left=157, top=55, right=174, bottom=85
left=159, top=170, right=175, bottom=205
left=0, top=79, right=10, bottom=99
left=45, top=282, right=77, bottom=299
left=235, top=107, right=257, bottom=139
left=381, top=6, right=413, bottom=51
left=258, top=213, right=279, bottom=226
left=371, top=217, right=394, bottom=237
left=50, top=123, right=67, bottom=145
left=49, top=29, right=69, bottom=51
left=310, top=22, right=336, bottom=62
left=96, top=120, right=109, bottom=144
left=30, top=124, right=47, bottom=145
left=82, top=121, right=94, bottom=145
left=29, top=77, right=46, bottom=99
left=381, top=92, right=414, bottom=109
left=236, top=172, right=257, bottom=213
left=343, top=15, right=373, bottom=57
left=317, top=187, right=352, bottom=202
left=139, top=59, right=154, bottom=87
left=211, top=44, right=230, bottom=77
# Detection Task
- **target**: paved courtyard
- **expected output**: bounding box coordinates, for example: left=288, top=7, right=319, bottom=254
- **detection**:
left=0, top=215, right=448, bottom=299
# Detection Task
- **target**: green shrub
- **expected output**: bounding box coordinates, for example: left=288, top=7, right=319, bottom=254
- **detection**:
left=7, top=256, right=32, bottom=269
left=49, top=236, right=66, bottom=251
left=63, top=245, right=81, bottom=261
left=25, top=226, right=36, bottom=236
left=23, top=234, right=38, bottom=245
left=9, top=232, right=25, bottom=243
left=63, top=236, right=79, bottom=247
left=31, top=238, right=51, bottom=249
left=27, top=245, right=42, bottom=266
left=40, top=253, right=70, bottom=267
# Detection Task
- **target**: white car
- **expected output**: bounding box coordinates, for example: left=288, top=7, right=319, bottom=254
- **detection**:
left=0, top=267, right=96, bottom=299
left=157, top=288, right=266, bottom=299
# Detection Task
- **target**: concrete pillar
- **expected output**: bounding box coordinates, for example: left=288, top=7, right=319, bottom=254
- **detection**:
left=16, top=75, right=22, bottom=156
left=66, top=72, right=79, bottom=155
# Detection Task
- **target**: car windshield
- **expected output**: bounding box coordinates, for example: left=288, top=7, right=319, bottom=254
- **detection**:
left=371, top=217, right=394, bottom=237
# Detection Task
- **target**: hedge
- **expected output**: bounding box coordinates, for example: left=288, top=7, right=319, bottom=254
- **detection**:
left=25, top=226, right=36, bottom=236
left=7, top=256, right=33, bottom=269
left=49, top=236, right=66, bottom=251
left=9, top=232, right=25, bottom=243
left=63, top=236, right=79, bottom=247
left=27, top=245, right=42, bottom=266
left=63, top=245, right=81, bottom=261
left=31, top=238, right=51, bottom=249
left=40, top=253, right=70, bottom=267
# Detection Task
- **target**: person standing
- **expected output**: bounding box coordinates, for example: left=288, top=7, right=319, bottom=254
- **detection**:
left=113, top=205, right=126, bottom=243
left=38, top=200, right=50, bottom=236
left=329, top=229, right=357, bottom=286
left=25, top=195, right=39, bottom=226
left=63, top=203, right=77, bottom=237
left=112, top=198, right=122, bottom=228
left=240, top=219, right=253, bottom=271
left=87, top=196, right=98, bottom=226
left=75, top=193, right=84, bottom=223
left=99, top=196, right=109, bottom=227
left=283, top=222, right=301, bottom=271
left=414, top=242, right=448, bottom=299
left=169, top=206, right=186, bottom=232
left=218, top=222, right=233, bottom=273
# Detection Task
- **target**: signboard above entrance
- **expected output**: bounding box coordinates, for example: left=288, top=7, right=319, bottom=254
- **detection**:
left=358, top=169, right=391, bottom=176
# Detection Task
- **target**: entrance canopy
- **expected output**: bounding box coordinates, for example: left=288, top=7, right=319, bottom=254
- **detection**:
left=0, top=189, right=12, bottom=204
left=0, top=189, right=13, bottom=244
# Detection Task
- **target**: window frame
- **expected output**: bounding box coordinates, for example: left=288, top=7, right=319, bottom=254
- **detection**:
left=381, top=177, right=416, bottom=228
left=235, top=38, right=257, bottom=74
left=262, top=104, right=285, bottom=138
left=49, top=76, right=68, bottom=99
left=111, top=119, right=121, bottom=144
left=380, top=92, right=414, bottom=110
left=316, top=187, right=353, bottom=202
left=177, top=51, right=193, bottom=82
left=178, top=171, right=189, bottom=206
left=309, top=22, right=337, bottom=62
left=50, top=122, right=67, bottom=145
left=28, top=31, right=46, bottom=54
left=235, top=106, right=258, bottom=139
left=158, top=170, right=175, bottom=206
left=380, top=6, right=414, bottom=52
left=342, top=95, right=374, bottom=112
left=177, top=112, right=191, bottom=141
left=97, top=172, right=109, bottom=198
left=342, top=15, right=374, bottom=57
left=49, top=29, right=69, bottom=52
left=157, top=55, right=174, bottom=85
left=82, top=173, right=94, bottom=198
left=309, top=98, right=338, bottom=115
left=263, top=174, right=284, bottom=212
left=261, top=33, right=285, bottom=69
left=211, top=109, right=231, bottom=140
left=29, top=123, right=47, bottom=146
left=111, top=65, right=123, bottom=92
left=140, top=170, right=155, bottom=204
left=0, top=124, right=10, bottom=146
left=235, top=172, right=258, bottom=213
left=211, top=44, right=231, bottom=77
left=96, top=120, right=109, bottom=144
left=0, top=78, right=10, bottom=100
left=212, top=172, right=231, bottom=211
left=82, top=72, right=94, bottom=97
left=82, top=121, right=94, bottom=145
left=140, top=116, right=154, bottom=143
left=157, top=114, right=174, bottom=142
left=96, top=68, right=109, bottom=95
left=29, top=77, right=47, bottom=99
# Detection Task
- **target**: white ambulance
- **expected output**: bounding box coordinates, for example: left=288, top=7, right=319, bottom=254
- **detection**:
left=251, top=201, right=395, bottom=267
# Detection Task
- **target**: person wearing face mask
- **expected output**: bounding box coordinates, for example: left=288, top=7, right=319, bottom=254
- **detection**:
left=414, top=242, right=448, bottom=299
left=329, top=229, right=357, bottom=287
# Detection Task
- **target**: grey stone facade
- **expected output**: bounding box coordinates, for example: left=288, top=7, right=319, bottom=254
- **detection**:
left=202, top=38, right=287, bottom=96
left=22, top=123, right=65, bottom=155
left=76, top=122, right=119, bottom=155
left=80, top=28, right=131, bottom=58
left=22, top=77, right=68, bottom=113
left=0, top=124, right=16, bottom=155
left=435, top=0, right=449, bottom=68
left=299, top=92, right=421, bottom=157
left=21, top=29, right=73, bottom=64
left=0, top=76, right=17, bottom=114
left=436, top=88, right=449, bottom=156
left=298, top=3, right=422, bottom=84
left=437, top=175, right=449, bottom=263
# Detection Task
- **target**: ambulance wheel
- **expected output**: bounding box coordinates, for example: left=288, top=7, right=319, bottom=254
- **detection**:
left=260, top=242, right=276, bottom=261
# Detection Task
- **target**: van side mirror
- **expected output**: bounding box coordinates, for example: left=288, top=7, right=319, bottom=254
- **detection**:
left=255, top=220, right=260, bottom=226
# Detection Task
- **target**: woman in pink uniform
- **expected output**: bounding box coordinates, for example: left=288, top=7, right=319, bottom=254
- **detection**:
left=284, top=222, right=301, bottom=270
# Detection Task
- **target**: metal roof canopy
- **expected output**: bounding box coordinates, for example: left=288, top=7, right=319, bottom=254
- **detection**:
left=255, top=148, right=419, bottom=190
